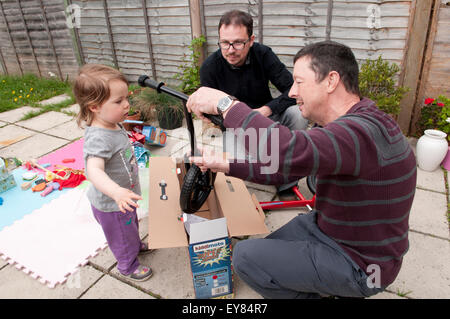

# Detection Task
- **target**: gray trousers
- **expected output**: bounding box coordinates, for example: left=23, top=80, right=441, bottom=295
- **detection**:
left=232, top=211, right=384, bottom=299
left=223, top=105, right=308, bottom=190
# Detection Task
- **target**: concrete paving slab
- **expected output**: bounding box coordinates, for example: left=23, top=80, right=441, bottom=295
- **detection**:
left=0, top=133, right=68, bottom=161
left=368, top=291, right=406, bottom=299
left=0, top=120, right=7, bottom=128
left=0, top=124, right=35, bottom=149
left=44, top=119, right=84, bottom=141
left=410, top=188, right=449, bottom=238
left=16, top=111, right=73, bottom=132
left=112, top=247, right=195, bottom=299
left=146, top=136, right=188, bottom=158
left=388, top=231, right=450, bottom=299
left=0, top=259, right=8, bottom=269
left=0, top=106, right=35, bottom=123
left=81, top=274, right=155, bottom=299
left=416, top=168, right=446, bottom=194
left=0, top=264, right=103, bottom=298
left=61, top=103, right=80, bottom=115
left=233, top=274, right=263, bottom=299
left=38, top=93, right=71, bottom=106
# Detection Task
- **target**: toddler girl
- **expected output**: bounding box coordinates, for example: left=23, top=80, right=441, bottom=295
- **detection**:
left=74, top=64, right=152, bottom=282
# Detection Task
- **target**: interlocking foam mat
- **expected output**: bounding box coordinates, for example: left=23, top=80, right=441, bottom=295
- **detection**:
left=0, top=138, right=149, bottom=288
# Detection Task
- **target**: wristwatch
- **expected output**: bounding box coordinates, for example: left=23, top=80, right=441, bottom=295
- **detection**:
left=217, top=95, right=237, bottom=115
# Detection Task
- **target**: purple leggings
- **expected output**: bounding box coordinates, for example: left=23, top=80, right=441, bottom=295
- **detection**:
left=91, top=205, right=141, bottom=275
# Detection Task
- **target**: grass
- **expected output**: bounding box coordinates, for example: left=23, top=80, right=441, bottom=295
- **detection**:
left=0, top=73, right=73, bottom=113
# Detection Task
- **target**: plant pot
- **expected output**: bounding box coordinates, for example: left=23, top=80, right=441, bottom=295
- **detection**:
left=157, top=111, right=183, bottom=130
left=416, top=129, right=448, bottom=172
left=122, top=111, right=141, bottom=131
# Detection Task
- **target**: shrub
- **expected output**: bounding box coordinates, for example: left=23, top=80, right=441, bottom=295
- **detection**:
left=174, top=35, right=206, bottom=95
left=359, top=56, right=409, bottom=116
left=417, top=95, right=450, bottom=141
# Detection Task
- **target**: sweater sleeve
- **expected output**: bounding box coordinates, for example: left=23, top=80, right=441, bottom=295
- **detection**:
left=223, top=102, right=362, bottom=184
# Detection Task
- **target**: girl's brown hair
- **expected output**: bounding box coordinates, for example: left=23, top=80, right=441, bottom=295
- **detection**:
left=73, top=64, right=128, bottom=127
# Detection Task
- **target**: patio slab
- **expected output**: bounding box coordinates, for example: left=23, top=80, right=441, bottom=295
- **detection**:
left=0, top=133, right=68, bottom=161
left=0, top=264, right=103, bottom=299
left=409, top=188, right=449, bottom=238
left=0, top=106, right=35, bottom=123
left=38, top=94, right=72, bottom=106
left=0, top=124, right=35, bottom=149
left=44, top=119, right=84, bottom=141
left=387, top=231, right=450, bottom=299
left=16, top=111, right=73, bottom=132
left=81, top=274, right=155, bottom=299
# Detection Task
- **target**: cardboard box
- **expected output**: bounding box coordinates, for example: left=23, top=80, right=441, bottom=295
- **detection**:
left=147, top=157, right=268, bottom=298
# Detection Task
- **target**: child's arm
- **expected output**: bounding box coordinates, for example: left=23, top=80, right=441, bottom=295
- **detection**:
left=86, top=156, right=142, bottom=213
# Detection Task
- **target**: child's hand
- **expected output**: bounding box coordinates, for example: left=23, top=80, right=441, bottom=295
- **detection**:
left=112, top=187, right=143, bottom=213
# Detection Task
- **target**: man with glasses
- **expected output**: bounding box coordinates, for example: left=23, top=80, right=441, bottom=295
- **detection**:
left=200, top=10, right=308, bottom=198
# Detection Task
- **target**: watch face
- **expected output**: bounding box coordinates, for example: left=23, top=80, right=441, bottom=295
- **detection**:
left=218, top=96, right=232, bottom=112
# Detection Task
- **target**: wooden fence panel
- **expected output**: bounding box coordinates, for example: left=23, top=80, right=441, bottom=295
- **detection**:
left=0, top=0, right=79, bottom=79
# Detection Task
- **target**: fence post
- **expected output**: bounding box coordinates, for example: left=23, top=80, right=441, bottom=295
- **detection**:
left=325, top=0, right=334, bottom=41
left=16, top=0, right=42, bottom=77
left=141, top=0, right=157, bottom=81
left=65, top=0, right=85, bottom=66
left=102, top=0, right=119, bottom=69
left=38, top=0, right=63, bottom=80
left=258, top=0, right=263, bottom=44
left=1, top=1, right=22, bottom=75
left=397, top=0, right=435, bottom=135
left=408, top=0, right=441, bottom=136
left=189, top=0, right=204, bottom=65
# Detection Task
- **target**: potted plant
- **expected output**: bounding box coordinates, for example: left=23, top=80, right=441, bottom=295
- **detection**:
left=130, top=87, right=184, bottom=130
left=122, top=88, right=142, bottom=131
left=156, top=102, right=184, bottom=130
left=416, top=95, right=450, bottom=171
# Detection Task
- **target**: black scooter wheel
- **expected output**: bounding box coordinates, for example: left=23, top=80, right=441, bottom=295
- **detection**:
left=306, top=175, right=317, bottom=195
left=180, top=164, right=216, bottom=214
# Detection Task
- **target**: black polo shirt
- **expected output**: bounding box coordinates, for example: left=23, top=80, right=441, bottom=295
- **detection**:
left=200, top=42, right=296, bottom=115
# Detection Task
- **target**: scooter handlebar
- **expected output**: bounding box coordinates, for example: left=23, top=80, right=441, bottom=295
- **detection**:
left=138, top=74, right=225, bottom=131
left=138, top=75, right=162, bottom=92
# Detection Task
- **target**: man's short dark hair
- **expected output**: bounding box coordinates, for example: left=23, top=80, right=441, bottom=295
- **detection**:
left=294, top=41, right=360, bottom=96
left=219, top=10, right=253, bottom=38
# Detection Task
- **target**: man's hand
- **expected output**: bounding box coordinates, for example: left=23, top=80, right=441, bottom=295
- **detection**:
left=112, top=187, right=142, bottom=214
left=255, top=105, right=272, bottom=117
left=187, top=87, right=230, bottom=120
left=189, top=147, right=230, bottom=174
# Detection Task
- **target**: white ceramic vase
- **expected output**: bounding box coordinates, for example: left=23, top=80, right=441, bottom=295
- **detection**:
left=416, top=129, right=448, bottom=172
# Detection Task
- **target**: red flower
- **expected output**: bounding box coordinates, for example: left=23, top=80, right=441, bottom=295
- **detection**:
left=437, top=102, right=445, bottom=107
left=424, top=98, right=435, bottom=105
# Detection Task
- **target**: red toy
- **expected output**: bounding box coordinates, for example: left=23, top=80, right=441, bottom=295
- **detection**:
left=259, top=176, right=316, bottom=211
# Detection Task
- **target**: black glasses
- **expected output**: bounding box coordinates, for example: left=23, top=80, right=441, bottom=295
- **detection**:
left=217, top=38, right=250, bottom=50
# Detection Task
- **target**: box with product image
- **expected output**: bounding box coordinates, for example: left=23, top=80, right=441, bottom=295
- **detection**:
left=147, top=157, right=268, bottom=299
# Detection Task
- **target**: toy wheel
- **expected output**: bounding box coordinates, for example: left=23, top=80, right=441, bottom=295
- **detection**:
left=306, top=175, right=317, bottom=195
left=179, top=164, right=216, bottom=214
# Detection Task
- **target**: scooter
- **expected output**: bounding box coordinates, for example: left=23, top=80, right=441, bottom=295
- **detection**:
left=138, top=75, right=223, bottom=214
left=138, top=75, right=316, bottom=213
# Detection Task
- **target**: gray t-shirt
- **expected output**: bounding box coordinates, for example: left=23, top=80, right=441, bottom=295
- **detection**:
left=83, top=125, right=141, bottom=212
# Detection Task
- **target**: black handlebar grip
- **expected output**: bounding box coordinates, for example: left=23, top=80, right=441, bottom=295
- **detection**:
left=204, top=114, right=225, bottom=131
left=138, top=75, right=164, bottom=92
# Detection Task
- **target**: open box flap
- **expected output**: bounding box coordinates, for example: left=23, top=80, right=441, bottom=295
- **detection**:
left=213, top=174, right=269, bottom=237
left=148, top=157, right=188, bottom=249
